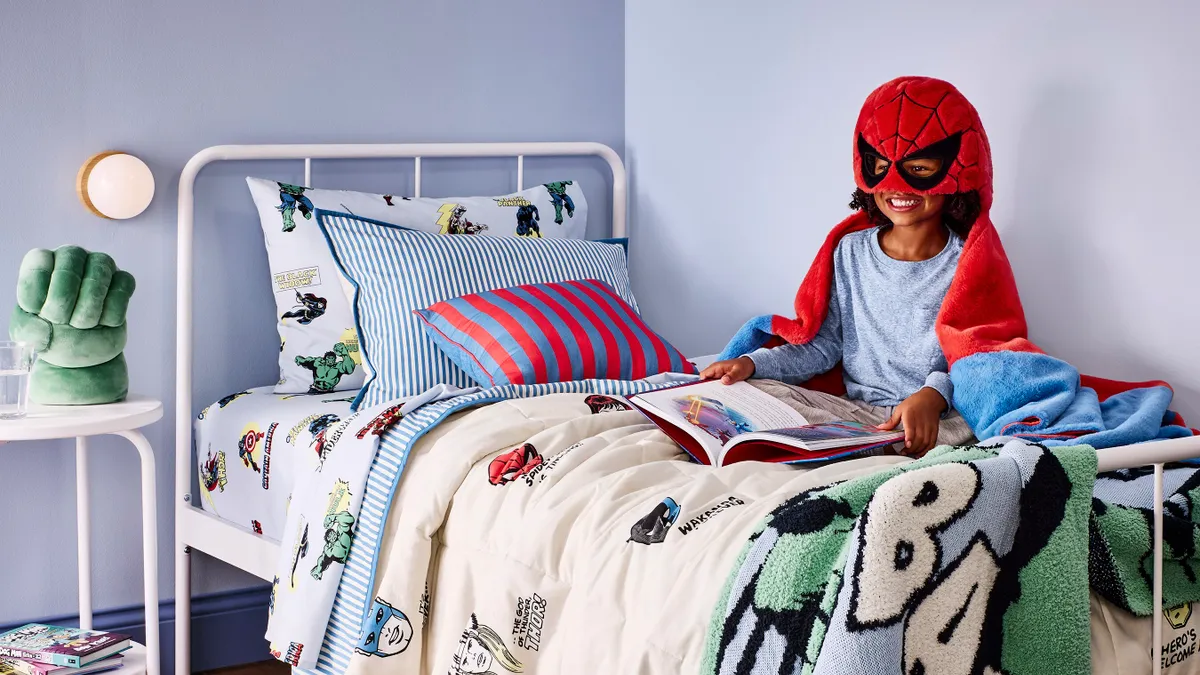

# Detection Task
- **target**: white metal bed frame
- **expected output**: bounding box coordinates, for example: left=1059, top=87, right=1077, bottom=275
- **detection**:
left=173, top=141, right=1197, bottom=675
left=174, top=142, right=625, bottom=674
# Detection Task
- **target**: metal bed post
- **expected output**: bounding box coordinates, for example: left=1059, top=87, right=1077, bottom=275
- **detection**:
left=1154, top=462, right=1164, bottom=675
left=175, top=149, right=197, bottom=675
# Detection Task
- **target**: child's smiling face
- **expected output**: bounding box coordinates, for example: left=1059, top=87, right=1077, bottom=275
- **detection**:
left=867, top=155, right=948, bottom=227
left=873, top=190, right=946, bottom=227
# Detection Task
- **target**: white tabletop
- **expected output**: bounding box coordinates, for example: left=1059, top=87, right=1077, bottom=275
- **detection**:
left=0, top=395, right=163, bottom=441
left=116, top=642, right=147, bottom=675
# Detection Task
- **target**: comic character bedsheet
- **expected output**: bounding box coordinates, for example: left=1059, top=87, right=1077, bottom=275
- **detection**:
left=272, top=384, right=1200, bottom=675
left=193, top=386, right=358, bottom=539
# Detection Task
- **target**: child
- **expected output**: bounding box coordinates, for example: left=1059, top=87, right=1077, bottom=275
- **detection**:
left=702, top=79, right=982, bottom=456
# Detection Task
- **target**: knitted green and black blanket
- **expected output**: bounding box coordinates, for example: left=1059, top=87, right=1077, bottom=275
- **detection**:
left=1091, top=463, right=1200, bottom=616
left=703, top=439, right=1200, bottom=675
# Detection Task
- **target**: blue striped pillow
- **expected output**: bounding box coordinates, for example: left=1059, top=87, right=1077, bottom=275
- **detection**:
left=315, top=209, right=640, bottom=409
left=414, top=279, right=695, bottom=387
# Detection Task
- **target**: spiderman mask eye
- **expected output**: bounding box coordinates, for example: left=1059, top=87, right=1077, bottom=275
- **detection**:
left=896, top=132, right=962, bottom=190
left=870, top=155, right=891, bottom=176
left=858, top=135, right=890, bottom=187
left=899, top=157, right=943, bottom=178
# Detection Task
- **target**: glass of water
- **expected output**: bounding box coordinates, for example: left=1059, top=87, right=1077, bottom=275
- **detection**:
left=0, top=341, right=35, bottom=419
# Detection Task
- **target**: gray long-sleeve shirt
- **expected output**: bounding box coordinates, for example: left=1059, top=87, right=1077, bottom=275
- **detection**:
left=748, top=226, right=962, bottom=407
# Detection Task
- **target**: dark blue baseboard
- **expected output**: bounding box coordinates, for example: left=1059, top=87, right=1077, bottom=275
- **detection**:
left=0, top=586, right=273, bottom=673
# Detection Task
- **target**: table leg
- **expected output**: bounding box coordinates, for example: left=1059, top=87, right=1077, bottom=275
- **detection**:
left=113, top=430, right=159, bottom=675
left=76, top=436, right=92, bottom=631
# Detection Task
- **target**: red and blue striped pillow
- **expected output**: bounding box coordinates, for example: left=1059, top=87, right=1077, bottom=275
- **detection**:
left=413, top=279, right=696, bottom=386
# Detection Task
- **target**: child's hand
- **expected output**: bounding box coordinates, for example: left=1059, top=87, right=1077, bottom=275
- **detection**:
left=699, top=356, right=756, bottom=385
left=877, top=387, right=948, bottom=457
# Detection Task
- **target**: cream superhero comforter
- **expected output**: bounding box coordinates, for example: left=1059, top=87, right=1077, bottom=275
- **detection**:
left=344, top=390, right=910, bottom=675
left=274, top=381, right=1197, bottom=675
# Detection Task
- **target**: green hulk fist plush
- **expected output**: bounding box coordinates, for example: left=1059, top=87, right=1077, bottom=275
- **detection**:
left=9, top=246, right=136, bottom=404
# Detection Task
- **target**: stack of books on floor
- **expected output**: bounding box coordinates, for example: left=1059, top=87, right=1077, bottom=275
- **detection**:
left=0, top=624, right=130, bottom=675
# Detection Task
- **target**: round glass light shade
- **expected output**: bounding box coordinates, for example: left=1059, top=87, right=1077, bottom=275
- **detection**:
left=77, top=152, right=155, bottom=219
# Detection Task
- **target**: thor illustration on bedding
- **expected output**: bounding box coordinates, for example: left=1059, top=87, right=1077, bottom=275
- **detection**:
left=718, top=76, right=1195, bottom=448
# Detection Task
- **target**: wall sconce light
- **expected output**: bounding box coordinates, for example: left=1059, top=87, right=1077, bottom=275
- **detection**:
left=76, top=152, right=155, bottom=219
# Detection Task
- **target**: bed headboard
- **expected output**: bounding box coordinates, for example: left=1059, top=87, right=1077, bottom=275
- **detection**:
left=175, top=141, right=626, bottom=509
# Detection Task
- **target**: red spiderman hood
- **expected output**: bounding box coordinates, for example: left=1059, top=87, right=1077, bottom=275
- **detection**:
left=731, top=76, right=1191, bottom=441
left=854, top=76, right=993, bottom=210
left=776, top=76, right=1035, bottom=372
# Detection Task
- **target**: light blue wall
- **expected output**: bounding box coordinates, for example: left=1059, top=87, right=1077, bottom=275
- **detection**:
left=626, top=1, right=1200, bottom=422
left=0, top=0, right=624, bottom=623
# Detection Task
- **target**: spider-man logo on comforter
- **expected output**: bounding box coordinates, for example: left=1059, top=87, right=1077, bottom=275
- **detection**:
left=720, top=76, right=1195, bottom=447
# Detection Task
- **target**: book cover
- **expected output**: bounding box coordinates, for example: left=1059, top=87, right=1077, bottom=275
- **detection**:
left=0, top=625, right=131, bottom=668
left=0, top=655, right=123, bottom=675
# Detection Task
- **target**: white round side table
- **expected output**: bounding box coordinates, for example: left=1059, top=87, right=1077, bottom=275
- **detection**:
left=0, top=396, right=162, bottom=675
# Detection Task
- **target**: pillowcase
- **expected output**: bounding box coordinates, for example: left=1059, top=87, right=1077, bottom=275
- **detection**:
left=315, top=209, right=633, bottom=409
left=414, top=279, right=695, bottom=387
left=246, top=177, right=589, bottom=393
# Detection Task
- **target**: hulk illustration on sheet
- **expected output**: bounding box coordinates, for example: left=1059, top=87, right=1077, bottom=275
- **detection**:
left=543, top=181, right=575, bottom=224
left=312, top=480, right=356, bottom=580
left=296, top=342, right=356, bottom=394
left=277, top=182, right=314, bottom=232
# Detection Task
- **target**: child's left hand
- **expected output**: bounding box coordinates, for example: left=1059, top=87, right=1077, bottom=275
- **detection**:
left=877, top=387, right=948, bottom=457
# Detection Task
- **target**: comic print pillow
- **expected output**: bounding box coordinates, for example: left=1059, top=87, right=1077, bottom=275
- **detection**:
left=415, top=279, right=696, bottom=387
left=246, top=177, right=589, bottom=394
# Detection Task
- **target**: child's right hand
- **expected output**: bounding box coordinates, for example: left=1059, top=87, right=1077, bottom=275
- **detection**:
left=700, top=356, right=756, bottom=385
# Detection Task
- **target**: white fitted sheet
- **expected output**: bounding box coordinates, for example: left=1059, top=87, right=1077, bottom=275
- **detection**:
left=193, top=386, right=356, bottom=540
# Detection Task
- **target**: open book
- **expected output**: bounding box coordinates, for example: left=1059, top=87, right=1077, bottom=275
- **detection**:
left=627, top=380, right=904, bottom=466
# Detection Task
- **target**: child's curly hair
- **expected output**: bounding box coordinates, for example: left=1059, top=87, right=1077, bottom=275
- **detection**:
left=849, top=188, right=981, bottom=239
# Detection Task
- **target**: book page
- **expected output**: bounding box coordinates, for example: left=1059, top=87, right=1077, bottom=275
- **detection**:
left=633, top=380, right=809, bottom=452
left=756, top=421, right=895, bottom=444
left=631, top=390, right=723, bottom=461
